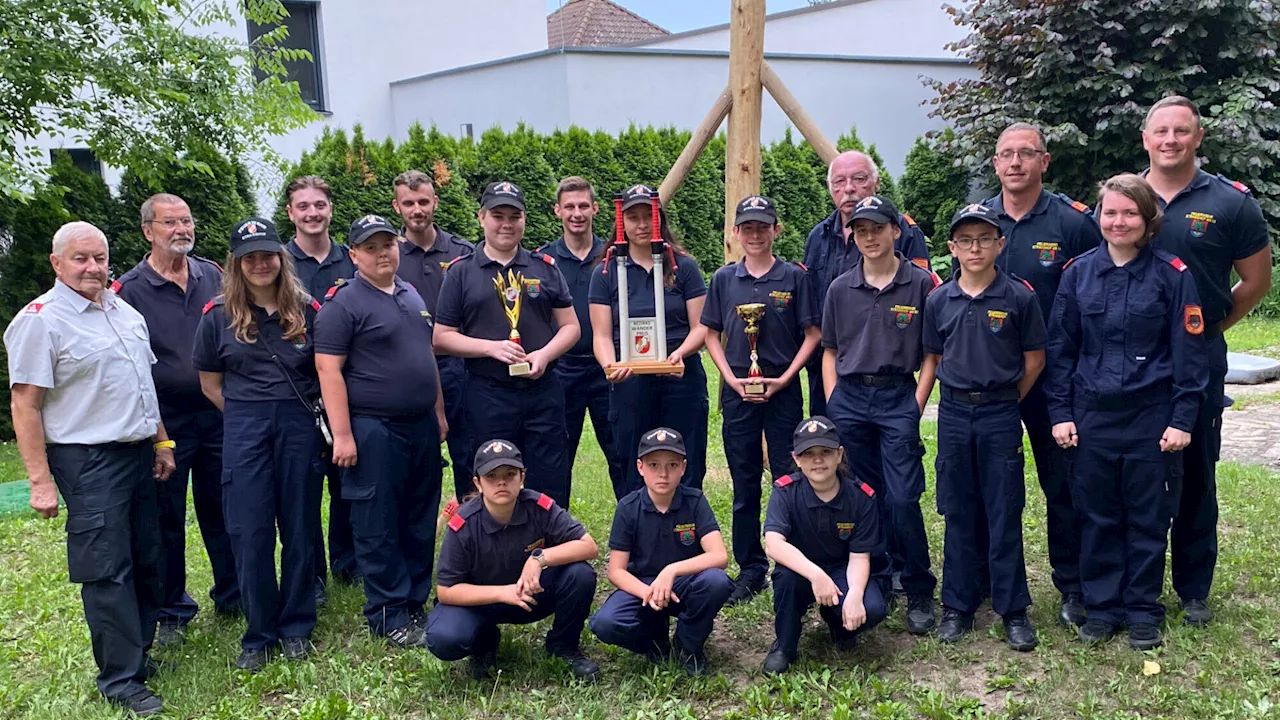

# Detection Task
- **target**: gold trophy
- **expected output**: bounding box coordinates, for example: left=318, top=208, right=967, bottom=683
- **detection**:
left=494, top=269, right=531, bottom=376
left=736, top=303, right=767, bottom=395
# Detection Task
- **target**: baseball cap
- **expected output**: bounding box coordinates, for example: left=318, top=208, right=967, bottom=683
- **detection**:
left=949, top=203, right=1002, bottom=235
left=846, top=195, right=899, bottom=227
left=229, top=218, right=282, bottom=257
left=619, top=184, right=659, bottom=213
left=792, top=416, right=842, bottom=455
left=348, top=214, right=399, bottom=246
left=735, top=195, right=778, bottom=226
left=474, top=439, right=525, bottom=477
left=637, top=427, right=686, bottom=458
left=481, top=181, right=526, bottom=211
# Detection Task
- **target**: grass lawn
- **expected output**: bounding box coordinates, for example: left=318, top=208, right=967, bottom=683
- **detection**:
left=2, top=352, right=1280, bottom=719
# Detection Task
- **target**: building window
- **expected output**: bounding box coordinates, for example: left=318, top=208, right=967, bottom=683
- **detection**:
left=49, top=149, right=102, bottom=178
left=248, top=2, right=326, bottom=111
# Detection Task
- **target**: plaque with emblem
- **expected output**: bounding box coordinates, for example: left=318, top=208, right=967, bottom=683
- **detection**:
left=607, top=188, right=684, bottom=377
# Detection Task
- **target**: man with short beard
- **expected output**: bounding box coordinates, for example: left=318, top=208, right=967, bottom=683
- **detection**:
left=114, top=194, right=240, bottom=646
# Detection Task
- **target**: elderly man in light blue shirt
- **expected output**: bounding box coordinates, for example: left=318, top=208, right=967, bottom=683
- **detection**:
left=4, top=221, right=177, bottom=718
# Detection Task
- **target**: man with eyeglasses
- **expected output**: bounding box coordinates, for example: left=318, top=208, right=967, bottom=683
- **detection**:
left=113, top=194, right=241, bottom=647
left=975, top=123, right=1103, bottom=631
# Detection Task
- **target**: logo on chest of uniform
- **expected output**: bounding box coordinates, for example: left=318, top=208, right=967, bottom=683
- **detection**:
left=769, top=290, right=792, bottom=312
left=1032, top=242, right=1059, bottom=267
left=420, top=309, right=433, bottom=326
left=891, top=304, right=918, bottom=329
left=1186, top=212, right=1216, bottom=238
left=293, top=333, right=307, bottom=351
left=524, top=538, right=546, bottom=554
left=836, top=522, right=855, bottom=540
left=439, top=261, right=451, bottom=273
left=674, top=522, right=696, bottom=546
left=522, top=278, right=542, bottom=299
left=987, top=309, right=1008, bottom=333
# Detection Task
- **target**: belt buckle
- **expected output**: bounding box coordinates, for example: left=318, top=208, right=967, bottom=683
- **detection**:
left=861, top=375, right=875, bottom=387
left=967, top=391, right=983, bottom=404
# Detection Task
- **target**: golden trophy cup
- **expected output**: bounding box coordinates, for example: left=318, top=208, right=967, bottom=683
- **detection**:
left=736, top=303, right=767, bottom=395
left=494, top=269, right=531, bottom=376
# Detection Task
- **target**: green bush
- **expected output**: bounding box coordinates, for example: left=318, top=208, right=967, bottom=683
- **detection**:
left=762, top=130, right=830, bottom=262
left=900, top=130, right=971, bottom=247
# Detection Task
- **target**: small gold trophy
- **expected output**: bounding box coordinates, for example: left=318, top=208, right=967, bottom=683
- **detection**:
left=737, top=303, right=767, bottom=395
left=494, top=269, right=531, bottom=376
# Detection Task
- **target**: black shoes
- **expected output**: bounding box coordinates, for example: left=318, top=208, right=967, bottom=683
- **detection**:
left=1078, top=618, right=1120, bottom=645
left=677, top=648, right=711, bottom=677
left=1059, top=592, right=1087, bottom=628
left=314, top=584, right=328, bottom=610
left=906, top=595, right=937, bottom=635
left=1128, top=622, right=1163, bottom=650
left=726, top=575, right=767, bottom=608
left=386, top=622, right=426, bottom=649
left=282, top=637, right=312, bottom=661
left=1003, top=612, right=1038, bottom=652
left=235, top=647, right=272, bottom=673
left=469, top=626, right=500, bottom=680
left=761, top=642, right=793, bottom=674
left=109, top=688, right=164, bottom=717
left=830, top=630, right=859, bottom=653
left=937, top=607, right=974, bottom=643
left=1181, top=598, right=1212, bottom=627
left=155, top=622, right=185, bottom=649
left=645, top=637, right=673, bottom=665
left=549, top=648, right=601, bottom=683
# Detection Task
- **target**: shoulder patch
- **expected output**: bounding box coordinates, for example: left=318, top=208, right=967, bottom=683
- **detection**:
left=1019, top=278, right=1035, bottom=293
left=859, top=482, right=876, bottom=498
left=447, top=514, right=466, bottom=532
left=796, top=262, right=808, bottom=273
left=774, top=474, right=795, bottom=488
left=1063, top=257, right=1077, bottom=271
left=902, top=212, right=918, bottom=227
left=1070, top=201, right=1090, bottom=213
left=536, top=493, right=554, bottom=510
left=23, top=302, right=43, bottom=314
left=109, top=280, right=122, bottom=293
left=1169, top=256, right=1188, bottom=272
left=912, top=257, right=931, bottom=271
left=447, top=255, right=467, bottom=268
left=930, top=271, right=942, bottom=288
left=310, top=298, right=322, bottom=312
left=325, top=284, right=342, bottom=300
left=211, top=260, right=224, bottom=273
left=1217, top=174, right=1251, bottom=193
left=202, top=299, right=216, bottom=315
left=537, top=252, right=556, bottom=266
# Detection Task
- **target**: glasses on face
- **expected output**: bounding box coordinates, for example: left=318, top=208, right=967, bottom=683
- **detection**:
left=830, top=174, right=873, bottom=189
left=149, top=217, right=196, bottom=229
left=951, top=236, right=999, bottom=249
left=995, top=148, right=1044, bottom=163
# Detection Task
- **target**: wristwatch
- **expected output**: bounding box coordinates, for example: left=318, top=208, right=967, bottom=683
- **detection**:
left=531, top=548, right=548, bottom=569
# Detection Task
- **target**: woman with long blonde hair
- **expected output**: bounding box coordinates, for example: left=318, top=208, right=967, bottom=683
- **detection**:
left=193, top=218, right=324, bottom=672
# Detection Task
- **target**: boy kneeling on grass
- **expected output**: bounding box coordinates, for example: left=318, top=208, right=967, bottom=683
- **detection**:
left=425, top=439, right=602, bottom=682
left=590, top=428, right=734, bottom=676
left=762, top=417, right=887, bottom=674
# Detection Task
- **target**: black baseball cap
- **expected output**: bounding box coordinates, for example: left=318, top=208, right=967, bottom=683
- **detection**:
left=229, top=218, right=282, bottom=257
left=619, top=184, right=659, bottom=212
left=474, top=438, right=525, bottom=476
left=949, top=203, right=1002, bottom=236
left=847, top=195, right=899, bottom=227
left=793, top=416, right=842, bottom=455
left=481, top=181, right=525, bottom=211
left=637, top=427, right=686, bottom=458
left=735, top=195, right=778, bottom=226
left=348, top=214, right=399, bottom=246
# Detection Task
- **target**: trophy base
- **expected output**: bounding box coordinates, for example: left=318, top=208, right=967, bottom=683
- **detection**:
left=609, top=360, right=685, bottom=377
left=509, top=362, right=532, bottom=377
left=743, top=381, right=766, bottom=395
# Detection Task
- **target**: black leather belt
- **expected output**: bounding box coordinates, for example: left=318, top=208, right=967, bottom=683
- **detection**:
left=854, top=374, right=913, bottom=388
left=944, top=386, right=1020, bottom=404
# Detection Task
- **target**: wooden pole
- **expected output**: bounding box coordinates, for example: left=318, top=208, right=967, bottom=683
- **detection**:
left=760, top=60, right=838, bottom=165
left=723, top=0, right=766, bottom=263
left=659, top=86, right=732, bottom=207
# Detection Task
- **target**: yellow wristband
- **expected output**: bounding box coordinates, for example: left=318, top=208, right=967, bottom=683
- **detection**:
left=153, top=440, right=176, bottom=451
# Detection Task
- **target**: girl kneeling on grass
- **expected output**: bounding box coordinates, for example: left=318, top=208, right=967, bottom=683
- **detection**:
left=425, top=439, right=602, bottom=682
left=761, top=416, right=887, bottom=674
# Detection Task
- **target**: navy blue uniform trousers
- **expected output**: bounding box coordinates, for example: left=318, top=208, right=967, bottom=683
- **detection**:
left=721, top=369, right=801, bottom=582
left=610, top=355, right=709, bottom=498
left=1172, top=333, right=1226, bottom=602
left=312, top=458, right=357, bottom=586
left=344, top=413, right=442, bottom=635
left=1072, top=393, right=1180, bottom=627
left=426, top=562, right=596, bottom=659
left=222, top=400, right=320, bottom=651
left=439, top=354, right=475, bottom=502
left=1019, top=380, right=1081, bottom=597
left=935, top=396, right=1031, bottom=617
left=556, top=354, right=624, bottom=501
left=827, top=380, right=936, bottom=598
left=590, top=568, right=734, bottom=655
left=158, top=407, right=238, bottom=624
left=466, top=373, right=570, bottom=506
left=772, top=565, right=887, bottom=658
left=47, top=442, right=161, bottom=702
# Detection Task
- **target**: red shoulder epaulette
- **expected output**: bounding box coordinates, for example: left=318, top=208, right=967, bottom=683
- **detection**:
left=912, top=257, right=930, bottom=271
left=902, top=213, right=918, bottom=227
left=930, top=271, right=942, bottom=288
left=1169, top=256, right=1188, bottom=272
left=211, top=261, right=224, bottom=273
left=1019, top=278, right=1035, bottom=293
left=774, top=474, right=795, bottom=488
left=202, top=299, right=216, bottom=314
left=325, top=285, right=341, bottom=300
left=310, top=298, right=322, bottom=312
left=796, top=262, right=808, bottom=273
left=536, top=493, right=554, bottom=510
left=1070, top=201, right=1090, bottom=213
left=538, top=253, right=556, bottom=266
left=109, top=280, right=122, bottom=293
left=448, top=514, right=466, bottom=532
left=1231, top=180, right=1250, bottom=193
left=860, top=482, right=875, bottom=498
left=1063, top=257, right=1077, bottom=271
left=24, top=302, right=43, bottom=314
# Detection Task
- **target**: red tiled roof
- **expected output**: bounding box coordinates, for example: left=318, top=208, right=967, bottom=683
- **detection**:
left=547, top=0, right=669, bottom=48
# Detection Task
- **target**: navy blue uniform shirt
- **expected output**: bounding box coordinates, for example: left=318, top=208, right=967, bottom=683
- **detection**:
left=923, top=269, right=1047, bottom=392
left=1147, top=169, right=1271, bottom=329
left=983, top=190, right=1104, bottom=319
left=701, top=258, right=816, bottom=371
left=1045, top=246, right=1208, bottom=431
left=821, top=254, right=939, bottom=377
left=763, top=473, right=880, bottom=570
left=112, top=255, right=223, bottom=415
left=588, top=252, right=707, bottom=354
left=396, top=226, right=475, bottom=317
left=437, top=489, right=586, bottom=587
left=192, top=296, right=321, bottom=403
left=803, top=210, right=930, bottom=317
left=538, top=236, right=606, bottom=358
left=609, top=485, right=719, bottom=579
left=435, top=243, right=574, bottom=382
left=286, top=238, right=355, bottom=304
left=313, top=274, right=438, bottom=417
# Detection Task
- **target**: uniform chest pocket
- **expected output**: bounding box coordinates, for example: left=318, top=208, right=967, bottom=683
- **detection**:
left=1127, top=294, right=1167, bottom=357
left=67, top=336, right=113, bottom=360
